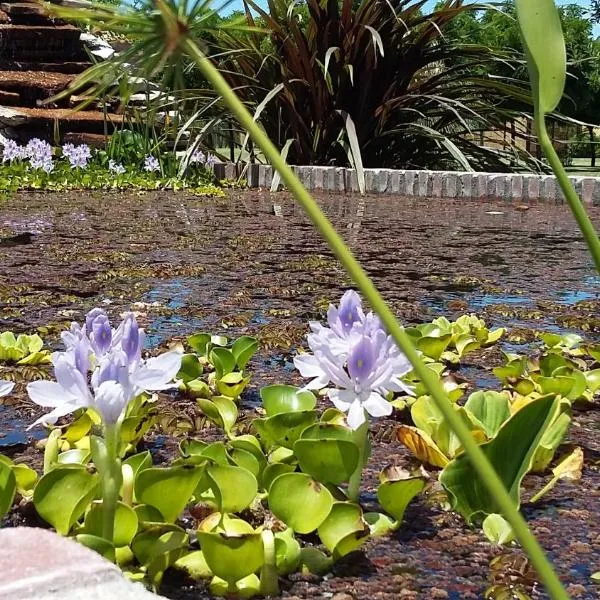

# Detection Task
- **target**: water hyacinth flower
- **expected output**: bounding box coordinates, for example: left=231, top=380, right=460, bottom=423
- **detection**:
left=108, top=159, right=126, bottom=175
left=62, top=143, right=92, bottom=169
left=27, top=308, right=182, bottom=428
left=1, top=139, right=26, bottom=163
left=143, top=155, right=160, bottom=172
left=205, top=153, right=217, bottom=168
left=190, top=149, right=206, bottom=164
left=294, top=290, right=413, bottom=429
left=24, top=138, right=54, bottom=172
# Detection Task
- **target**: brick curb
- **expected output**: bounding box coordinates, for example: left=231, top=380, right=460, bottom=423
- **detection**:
left=0, top=528, right=164, bottom=600
left=214, top=163, right=600, bottom=204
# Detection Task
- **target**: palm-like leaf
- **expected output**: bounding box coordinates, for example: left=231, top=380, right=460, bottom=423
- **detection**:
left=211, top=0, right=539, bottom=171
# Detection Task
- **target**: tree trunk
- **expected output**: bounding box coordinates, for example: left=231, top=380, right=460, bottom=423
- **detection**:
left=589, top=125, right=596, bottom=168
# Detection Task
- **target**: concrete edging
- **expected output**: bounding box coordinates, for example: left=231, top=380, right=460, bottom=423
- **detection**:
left=214, top=163, right=600, bottom=204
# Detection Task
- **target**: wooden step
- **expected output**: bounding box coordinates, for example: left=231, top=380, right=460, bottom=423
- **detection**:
left=0, top=89, right=19, bottom=104
left=0, top=59, right=91, bottom=74
left=0, top=3, right=59, bottom=25
left=63, top=131, right=109, bottom=148
left=0, top=24, right=86, bottom=60
left=7, top=107, right=124, bottom=136
left=0, top=70, right=74, bottom=106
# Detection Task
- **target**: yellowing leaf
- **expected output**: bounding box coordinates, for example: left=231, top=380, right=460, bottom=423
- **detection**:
left=396, top=425, right=449, bottom=468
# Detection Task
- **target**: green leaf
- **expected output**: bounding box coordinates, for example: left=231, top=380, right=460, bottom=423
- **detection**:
left=377, top=469, right=426, bottom=523
left=210, top=347, right=236, bottom=379
left=135, top=466, right=204, bottom=522
left=174, top=550, right=212, bottom=580
left=33, top=465, right=99, bottom=535
left=12, top=464, right=38, bottom=496
left=197, top=396, right=238, bottom=435
left=260, top=385, right=316, bottom=416
left=0, top=460, right=16, bottom=520
left=216, top=373, right=250, bottom=399
left=57, top=449, right=91, bottom=466
left=482, top=513, right=515, bottom=546
left=293, top=439, right=359, bottom=485
left=263, top=411, right=319, bottom=449
left=274, top=528, right=301, bottom=575
left=178, top=354, right=203, bottom=383
left=146, top=530, right=190, bottom=585
left=268, top=473, right=334, bottom=534
left=515, top=0, right=566, bottom=114
left=231, top=336, right=258, bottom=370
left=261, top=462, right=295, bottom=491
left=416, top=334, right=452, bottom=360
left=440, top=396, right=557, bottom=523
left=317, top=502, right=369, bottom=558
left=206, top=464, right=258, bottom=513
left=198, top=531, right=264, bottom=585
left=76, top=534, right=115, bottom=561
left=83, top=500, right=139, bottom=547
left=464, top=391, right=511, bottom=438
left=187, top=333, right=211, bottom=355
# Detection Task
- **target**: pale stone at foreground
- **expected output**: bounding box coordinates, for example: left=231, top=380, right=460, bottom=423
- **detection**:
left=0, top=527, right=164, bottom=600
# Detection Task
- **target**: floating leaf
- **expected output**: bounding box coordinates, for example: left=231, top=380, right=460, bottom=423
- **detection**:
left=0, top=460, right=16, bottom=520
left=263, top=411, right=319, bottom=449
left=33, top=465, right=99, bottom=535
left=198, top=530, right=264, bottom=585
left=377, top=468, right=425, bottom=523
left=210, top=347, right=236, bottom=379
left=396, top=425, right=449, bottom=468
left=197, top=396, right=238, bottom=435
left=231, top=336, right=258, bottom=370
left=269, top=473, right=333, bottom=533
left=317, top=502, right=369, bottom=558
left=206, top=464, right=258, bottom=513
left=483, top=514, right=515, bottom=545
left=294, top=439, right=359, bottom=485
left=274, top=528, right=301, bottom=575
left=464, top=391, right=511, bottom=438
left=260, top=385, right=316, bottom=416
left=135, top=466, right=204, bottom=523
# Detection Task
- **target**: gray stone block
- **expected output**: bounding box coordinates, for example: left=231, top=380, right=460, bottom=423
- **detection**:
left=258, top=164, right=273, bottom=188
left=526, top=175, right=541, bottom=201
left=442, top=172, right=458, bottom=198
left=471, top=173, right=487, bottom=199
left=510, top=175, right=523, bottom=201
left=418, top=170, right=429, bottom=197
left=377, top=169, right=391, bottom=193
left=345, top=168, right=359, bottom=192
left=431, top=172, right=443, bottom=198
left=389, top=170, right=402, bottom=195
left=246, top=163, right=259, bottom=187
left=459, top=173, right=472, bottom=198
left=581, top=177, right=596, bottom=205
left=541, top=175, right=557, bottom=202
left=404, top=171, right=416, bottom=196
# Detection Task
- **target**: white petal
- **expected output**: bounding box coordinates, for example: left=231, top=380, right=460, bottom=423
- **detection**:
left=0, top=380, right=14, bottom=397
left=95, top=380, right=127, bottom=425
left=362, top=392, right=393, bottom=418
left=346, top=399, right=367, bottom=430
left=27, top=400, right=82, bottom=430
left=328, top=388, right=355, bottom=411
left=293, top=354, right=325, bottom=379
left=27, top=380, right=76, bottom=408
left=131, top=350, right=182, bottom=390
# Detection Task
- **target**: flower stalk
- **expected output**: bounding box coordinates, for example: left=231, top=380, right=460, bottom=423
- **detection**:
left=181, top=37, right=569, bottom=600
left=259, top=529, right=279, bottom=596
left=347, top=418, right=370, bottom=503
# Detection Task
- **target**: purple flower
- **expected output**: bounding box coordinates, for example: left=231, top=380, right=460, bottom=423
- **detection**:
left=205, top=153, right=217, bottom=168
left=2, top=139, right=26, bottom=163
left=28, top=309, right=182, bottom=427
left=25, top=138, right=54, bottom=171
left=190, top=149, right=206, bottom=164
left=108, top=159, right=125, bottom=175
left=62, top=143, right=92, bottom=169
left=294, top=291, right=413, bottom=429
left=143, top=155, right=160, bottom=172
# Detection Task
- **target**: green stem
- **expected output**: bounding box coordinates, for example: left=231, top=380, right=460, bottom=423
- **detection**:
left=530, top=475, right=559, bottom=505
left=102, top=424, right=122, bottom=543
left=535, top=110, right=600, bottom=274
left=347, top=418, right=369, bottom=503
left=259, top=529, right=279, bottom=597
left=183, top=39, right=569, bottom=600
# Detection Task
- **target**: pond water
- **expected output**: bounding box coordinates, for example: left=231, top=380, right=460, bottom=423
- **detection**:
left=0, top=190, right=599, bottom=598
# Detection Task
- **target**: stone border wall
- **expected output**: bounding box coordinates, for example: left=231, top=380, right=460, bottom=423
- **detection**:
left=214, top=163, right=600, bottom=203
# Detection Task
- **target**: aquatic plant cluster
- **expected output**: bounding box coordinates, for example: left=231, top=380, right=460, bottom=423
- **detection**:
left=0, top=291, right=590, bottom=597
left=0, top=138, right=222, bottom=194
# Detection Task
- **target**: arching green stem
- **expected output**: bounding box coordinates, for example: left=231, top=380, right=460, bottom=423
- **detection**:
left=347, top=418, right=370, bottom=503
left=534, top=109, right=600, bottom=274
